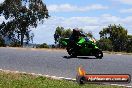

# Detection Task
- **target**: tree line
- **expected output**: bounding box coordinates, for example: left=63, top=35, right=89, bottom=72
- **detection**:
left=54, top=25, right=132, bottom=52
left=0, top=1, right=132, bottom=52
left=97, top=24, right=132, bottom=52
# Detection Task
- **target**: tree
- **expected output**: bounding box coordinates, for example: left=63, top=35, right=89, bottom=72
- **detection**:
left=87, top=31, right=93, bottom=38
left=0, top=0, right=49, bottom=46
left=36, top=43, right=49, bottom=48
left=126, top=35, right=132, bottom=52
left=0, top=35, right=5, bottom=46
left=96, top=38, right=112, bottom=51
left=61, top=28, right=72, bottom=38
left=99, top=24, right=128, bottom=51
left=54, top=26, right=64, bottom=44
left=55, top=26, right=64, bottom=37
left=54, top=26, right=72, bottom=44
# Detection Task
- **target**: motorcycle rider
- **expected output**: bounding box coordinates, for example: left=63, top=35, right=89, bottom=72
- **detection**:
left=68, top=28, right=85, bottom=53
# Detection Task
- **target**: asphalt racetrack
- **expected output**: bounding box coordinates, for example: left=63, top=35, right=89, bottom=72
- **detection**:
left=0, top=47, right=132, bottom=87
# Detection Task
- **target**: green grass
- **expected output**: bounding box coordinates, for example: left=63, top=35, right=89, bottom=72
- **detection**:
left=0, top=71, right=124, bottom=88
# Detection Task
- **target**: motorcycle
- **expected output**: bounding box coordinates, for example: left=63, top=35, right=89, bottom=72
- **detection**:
left=59, top=36, right=103, bottom=59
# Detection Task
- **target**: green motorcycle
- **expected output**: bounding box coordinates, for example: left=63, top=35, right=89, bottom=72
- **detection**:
left=59, top=37, right=103, bottom=59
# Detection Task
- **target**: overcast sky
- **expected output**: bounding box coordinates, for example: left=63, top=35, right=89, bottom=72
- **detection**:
left=0, top=0, right=132, bottom=44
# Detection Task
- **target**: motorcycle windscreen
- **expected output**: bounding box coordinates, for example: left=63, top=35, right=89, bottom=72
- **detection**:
left=78, top=37, right=85, bottom=44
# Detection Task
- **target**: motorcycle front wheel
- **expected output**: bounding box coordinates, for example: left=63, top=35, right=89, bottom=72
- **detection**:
left=95, top=49, right=103, bottom=59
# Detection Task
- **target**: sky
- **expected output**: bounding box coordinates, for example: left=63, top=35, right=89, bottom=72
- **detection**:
left=0, top=0, right=132, bottom=44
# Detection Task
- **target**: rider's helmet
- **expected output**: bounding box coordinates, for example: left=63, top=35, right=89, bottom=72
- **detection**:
left=73, top=28, right=81, bottom=36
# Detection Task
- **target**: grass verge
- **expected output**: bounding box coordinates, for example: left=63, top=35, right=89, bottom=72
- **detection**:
left=0, top=71, right=124, bottom=88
